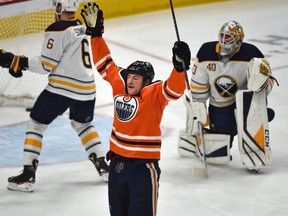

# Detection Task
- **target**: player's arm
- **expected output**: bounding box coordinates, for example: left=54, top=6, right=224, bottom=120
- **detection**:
left=90, top=37, right=114, bottom=79
left=27, top=56, right=50, bottom=75
left=81, top=2, right=118, bottom=81
left=163, top=41, right=190, bottom=101
left=0, top=49, right=28, bottom=78
left=0, top=48, right=52, bottom=76
left=190, top=59, right=210, bottom=103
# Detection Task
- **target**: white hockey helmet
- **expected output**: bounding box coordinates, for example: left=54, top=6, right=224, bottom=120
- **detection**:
left=52, top=0, right=83, bottom=15
left=218, top=21, right=244, bottom=60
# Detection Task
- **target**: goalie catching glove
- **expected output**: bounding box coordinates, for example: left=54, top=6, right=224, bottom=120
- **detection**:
left=172, top=41, right=191, bottom=72
left=0, top=49, right=28, bottom=78
left=247, top=57, right=278, bottom=93
left=80, top=2, right=104, bottom=37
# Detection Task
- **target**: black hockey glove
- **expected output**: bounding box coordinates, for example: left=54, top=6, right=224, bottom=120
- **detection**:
left=172, top=41, right=191, bottom=72
left=81, top=2, right=104, bottom=38
left=0, top=49, right=28, bottom=78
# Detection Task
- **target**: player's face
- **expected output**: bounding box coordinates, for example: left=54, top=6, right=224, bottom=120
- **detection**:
left=127, top=74, right=145, bottom=96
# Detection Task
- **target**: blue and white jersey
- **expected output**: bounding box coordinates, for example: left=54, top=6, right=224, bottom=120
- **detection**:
left=190, top=41, right=273, bottom=107
left=31, top=19, right=96, bottom=101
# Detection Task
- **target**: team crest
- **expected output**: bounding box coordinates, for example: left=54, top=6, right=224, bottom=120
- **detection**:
left=114, top=95, right=138, bottom=122
left=214, top=75, right=238, bottom=98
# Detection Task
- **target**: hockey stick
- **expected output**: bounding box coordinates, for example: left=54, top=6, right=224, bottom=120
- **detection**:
left=168, top=0, right=192, bottom=101
left=169, top=0, right=208, bottom=178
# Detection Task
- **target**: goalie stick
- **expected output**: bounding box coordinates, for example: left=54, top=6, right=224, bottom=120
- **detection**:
left=169, top=0, right=208, bottom=178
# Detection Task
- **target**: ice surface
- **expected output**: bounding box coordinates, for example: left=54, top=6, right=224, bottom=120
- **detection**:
left=0, top=0, right=288, bottom=215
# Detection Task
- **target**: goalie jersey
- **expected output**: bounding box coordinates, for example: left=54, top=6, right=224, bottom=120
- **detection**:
left=91, top=37, right=186, bottom=160
left=191, top=41, right=274, bottom=107
left=35, top=19, right=96, bottom=101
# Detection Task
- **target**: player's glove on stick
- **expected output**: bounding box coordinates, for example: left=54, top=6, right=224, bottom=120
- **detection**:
left=0, top=49, right=28, bottom=78
left=172, top=41, right=191, bottom=72
left=81, top=2, right=104, bottom=38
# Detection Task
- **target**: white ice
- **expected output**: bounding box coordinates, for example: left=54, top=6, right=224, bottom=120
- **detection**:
left=0, top=0, right=288, bottom=215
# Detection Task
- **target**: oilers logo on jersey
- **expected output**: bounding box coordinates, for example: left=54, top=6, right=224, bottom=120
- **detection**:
left=215, top=75, right=238, bottom=98
left=114, top=95, right=138, bottom=122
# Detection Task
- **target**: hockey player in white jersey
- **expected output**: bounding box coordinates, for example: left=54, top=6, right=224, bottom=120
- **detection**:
left=178, top=20, right=278, bottom=171
left=0, top=0, right=109, bottom=192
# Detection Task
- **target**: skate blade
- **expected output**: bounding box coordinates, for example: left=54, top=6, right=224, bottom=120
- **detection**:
left=7, top=182, right=34, bottom=192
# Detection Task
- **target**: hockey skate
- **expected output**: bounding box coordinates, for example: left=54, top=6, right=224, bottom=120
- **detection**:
left=7, top=160, right=38, bottom=192
left=89, top=153, right=109, bottom=182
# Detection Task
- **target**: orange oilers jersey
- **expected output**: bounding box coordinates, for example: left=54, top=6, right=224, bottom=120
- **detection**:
left=91, top=37, right=186, bottom=160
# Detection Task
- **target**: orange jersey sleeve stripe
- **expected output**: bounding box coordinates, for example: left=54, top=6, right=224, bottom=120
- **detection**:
left=91, top=37, right=111, bottom=67
left=164, top=69, right=186, bottom=99
left=97, top=57, right=113, bottom=77
left=163, top=81, right=182, bottom=100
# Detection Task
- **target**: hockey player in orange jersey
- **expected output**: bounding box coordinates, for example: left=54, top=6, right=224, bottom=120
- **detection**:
left=80, top=3, right=191, bottom=216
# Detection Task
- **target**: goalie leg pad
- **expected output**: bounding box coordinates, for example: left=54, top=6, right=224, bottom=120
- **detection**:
left=178, top=129, right=197, bottom=158
left=195, top=130, right=231, bottom=165
left=204, top=133, right=231, bottom=165
left=178, top=129, right=231, bottom=164
left=183, top=95, right=207, bottom=136
left=236, top=90, right=271, bottom=170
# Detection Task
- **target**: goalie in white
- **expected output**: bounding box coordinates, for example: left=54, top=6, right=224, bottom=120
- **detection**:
left=178, top=20, right=278, bottom=171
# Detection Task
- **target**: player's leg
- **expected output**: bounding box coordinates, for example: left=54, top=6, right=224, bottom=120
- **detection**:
left=208, top=104, right=237, bottom=146
left=70, top=99, right=109, bottom=181
left=108, top=157, right=129, bottom=216
left=128, top=160, right=160, bottom=216
left=8, top=90, right=70, bottom=192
